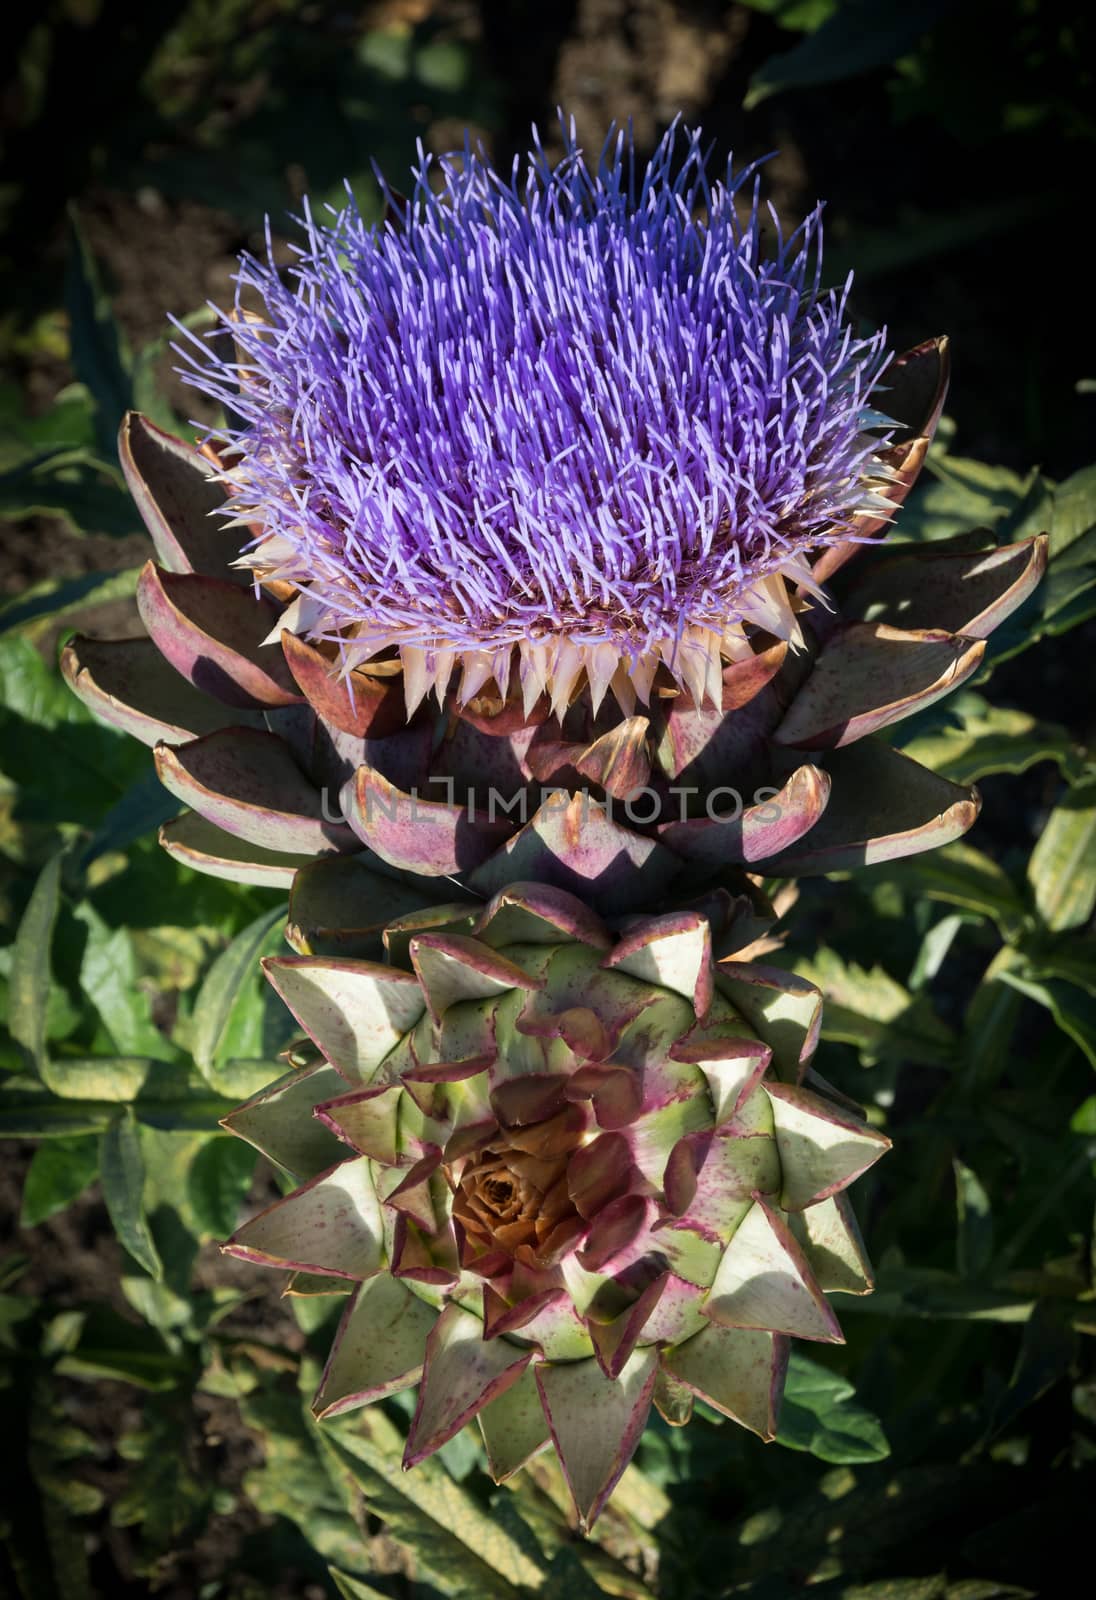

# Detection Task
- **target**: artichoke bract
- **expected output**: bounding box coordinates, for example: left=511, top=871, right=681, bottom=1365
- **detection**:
left=222, top=883, right=888, bottom=1529
left=61, top=125, right=1045, bottom=915
left=60, top=375, right=1045, bottom=917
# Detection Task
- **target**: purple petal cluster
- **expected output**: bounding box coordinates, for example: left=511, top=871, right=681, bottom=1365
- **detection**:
left=180, top=122, right=892, bottom=662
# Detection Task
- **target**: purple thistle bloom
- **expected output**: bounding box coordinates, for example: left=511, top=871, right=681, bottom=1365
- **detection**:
left=179, top=121, right=894, bottom=715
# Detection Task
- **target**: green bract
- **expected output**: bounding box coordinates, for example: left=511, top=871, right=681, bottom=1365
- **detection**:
left=222, top=882, right=888, bottom=1529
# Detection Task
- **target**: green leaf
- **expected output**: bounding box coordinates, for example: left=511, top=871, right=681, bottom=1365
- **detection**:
left=0, top=635, right=145, bottom=824
left=130, top=308, right=215, bottom=438
left=190, top=902, right=288, bottom=1080
left=99, top=1110, right=163, bottom=1279
left=0, top=378, right=97, bottom=465
left=986, top=1301, right=1075, bottom=1440
left=40, top=1056, right=157, bottom=1102
left=735, top=0, right=838, bottom=29
left=321, top=1421, right=545, bottom=1599
left=909, top=912, right=967, bottom=991
left=1048, top=462, right=1096, bottom=560
left=794, top=946, right=955, bottom=1066
left=745, top=0, right=955, bottom=107
left=811, top=1582, right=948, bottom=1599
left=0, top=633, right=89, bottom=729
left=954, top=1160, right=994, bottom=1280
left=186, top=1136, right=257, bottom=1237
left=0, top=1082, right=237, bottom=1137
left=9, top=850, right=65, bottom=1075
left=239, top=1389, right=380, bottom=1572
left=0, top=447, right=134, bottom=538
left=55, top=1306, right=185, bottom=1390
left=897, top=457, right=1029, bottom=544
left=776, top=1354, right=890, bottom=1463
left=1072, top=1095, right=1096, bottom=1134
left=890, top=840, right=1029, bottom=930
left=957, top=948, right=1026, bottom=1089
left=0, top=566, right=139, bottom=638
left=20, top=1135, right=100, bottom=1227
left=997, top=969, right=1096, bottom=1069
left=542, top=1546, right=617, bottom=1600
left=329, top=1573, right=394, bottom=1600
left=1018, top=934, right=1096, bottom=996
left=64, top=207, right=133, bottom=457
left=110, top=1402, right=214, bottom=1552
left=1027, top=778, right=1096, bottom=931
left=862, top=1266, right=1048, bottom=1325
left=901, top=705, right=1082, bottom=787
left=74, top=905, right=177, bottom=1062
left=79, top=771, right=181, bottom=868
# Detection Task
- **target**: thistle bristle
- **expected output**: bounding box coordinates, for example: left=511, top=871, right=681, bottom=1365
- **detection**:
left=178, top=120, right=892, bottom=714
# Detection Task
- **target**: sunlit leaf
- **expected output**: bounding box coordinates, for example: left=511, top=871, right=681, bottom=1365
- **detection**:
left=1027, top=778, right=1096, bottom=932
left=777, top=1354, right=890, bottom=1464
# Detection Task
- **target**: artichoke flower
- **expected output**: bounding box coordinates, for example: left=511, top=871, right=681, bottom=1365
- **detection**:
left=62, top=125, right=1045, bottom=912
left=222, top=882, right=888, bottom=1529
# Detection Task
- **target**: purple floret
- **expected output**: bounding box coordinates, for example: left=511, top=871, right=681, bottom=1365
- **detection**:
left=179, top=121, right=892, bottom=662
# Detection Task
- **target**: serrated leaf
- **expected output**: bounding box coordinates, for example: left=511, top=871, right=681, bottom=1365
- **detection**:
left=321, top=1422, right=545, bottom=1599
left=897, top=455, right=1028, bottom=544
left=1027, top=779, right=1096, bottom=931
left=240, top=1391, right=381, bottom=1572
left=794, top=946, right=954, bottom=1066
left=99, top=1110, right=162, bottom=1279
left=901, top=705, right=1081, bottom=787
left=776, top=1354, right=889, bottom=1463
left=107, top=1402, right=213, bottom=1553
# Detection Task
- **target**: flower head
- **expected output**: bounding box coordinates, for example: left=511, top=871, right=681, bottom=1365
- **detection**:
left=181, top=121, right=894, bottom=715
left=223, top=884, right=889, bottom=1528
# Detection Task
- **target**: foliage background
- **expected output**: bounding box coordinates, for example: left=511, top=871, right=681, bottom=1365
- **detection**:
left=1, top=2, right=1093, bottom=1596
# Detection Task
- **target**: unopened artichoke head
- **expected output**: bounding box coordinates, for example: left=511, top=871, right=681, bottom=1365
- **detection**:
left=223, top=884, right=889, bottom=1529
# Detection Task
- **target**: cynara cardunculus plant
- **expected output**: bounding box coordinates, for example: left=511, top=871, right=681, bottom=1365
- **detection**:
left=63, top=124, right=1045, bottom=914
left=61, top=121, right=1047, bottom=1528
left=223, top=882, right=887, bottom=1529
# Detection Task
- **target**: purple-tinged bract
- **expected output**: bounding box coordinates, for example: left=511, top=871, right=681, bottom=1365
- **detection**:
left=180, top=122, right=894, bottom=710
left=221, top=883, right=890, bottom=1530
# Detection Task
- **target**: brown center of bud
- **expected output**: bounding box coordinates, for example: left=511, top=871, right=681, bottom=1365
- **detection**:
left=450, top=1105, right=588, bottom=1271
